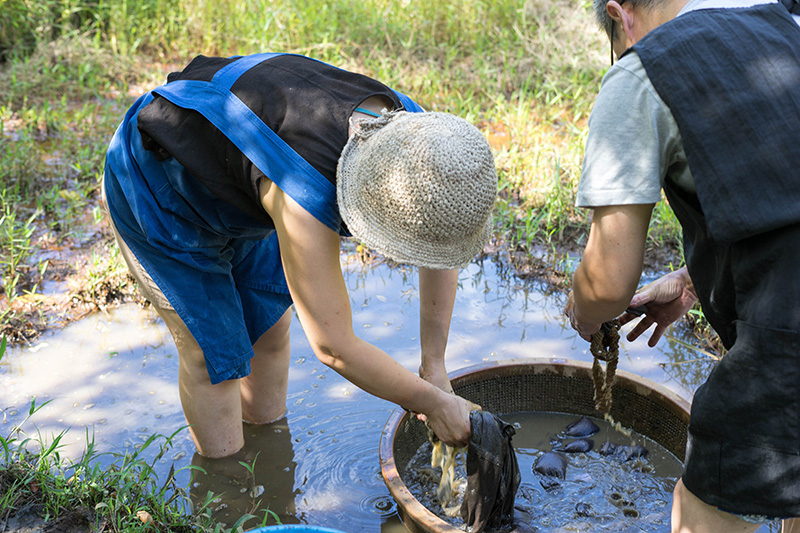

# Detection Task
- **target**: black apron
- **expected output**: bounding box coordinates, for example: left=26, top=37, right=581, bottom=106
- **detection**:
left=633, top=4, right=800, bottom=516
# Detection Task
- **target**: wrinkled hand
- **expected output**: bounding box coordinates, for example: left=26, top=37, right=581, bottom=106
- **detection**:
left=619, top=267, right=698, bottom=347
left=423, top=392, right=479, bottom=448
left=564, top=291, right=602, bottom=342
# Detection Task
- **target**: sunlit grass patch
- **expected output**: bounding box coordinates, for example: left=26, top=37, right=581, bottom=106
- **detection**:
left=0, top=0, right=686, bottom=334
left=0, top=401, right=281, bottom=532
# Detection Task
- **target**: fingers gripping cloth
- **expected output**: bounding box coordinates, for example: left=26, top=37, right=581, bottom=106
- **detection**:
left=337, top=111, right=498, bottom=270
left=590, top=319, right=621, bottom=414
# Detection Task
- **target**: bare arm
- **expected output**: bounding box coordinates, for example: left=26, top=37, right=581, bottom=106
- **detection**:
left=418, top=267, right=458, bottom=393
left=261, top=181, right=473, bottom=446
left=566, top=204, right=654, bottom=340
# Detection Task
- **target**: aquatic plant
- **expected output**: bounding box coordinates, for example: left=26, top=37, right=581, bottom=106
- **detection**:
left=0, top=404, right=282, bottom=532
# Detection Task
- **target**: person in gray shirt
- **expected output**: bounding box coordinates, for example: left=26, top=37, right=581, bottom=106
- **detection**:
left=565, top=0, right=800, bottom=530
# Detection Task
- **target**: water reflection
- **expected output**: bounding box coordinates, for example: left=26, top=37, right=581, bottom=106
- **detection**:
left=657, top=330, right=719, bottom=393
left=190, top=417, right=299, bottom=527
left=1, top=257, right=741, bottom=531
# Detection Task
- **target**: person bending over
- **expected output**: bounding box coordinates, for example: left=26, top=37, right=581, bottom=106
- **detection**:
left=103, top=53, right=497, bottom=458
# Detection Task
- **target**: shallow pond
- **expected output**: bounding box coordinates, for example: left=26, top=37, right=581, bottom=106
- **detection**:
left=0, top=256, right=774, bottom=532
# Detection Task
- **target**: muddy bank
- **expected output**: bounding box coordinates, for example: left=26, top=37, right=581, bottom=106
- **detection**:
left=0, top=195, right=144, bottom=346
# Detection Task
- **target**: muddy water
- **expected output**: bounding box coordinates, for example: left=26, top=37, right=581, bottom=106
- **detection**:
left=0, top=258, right=774, bottom=532
left=405, top=412, right=682, bottom=531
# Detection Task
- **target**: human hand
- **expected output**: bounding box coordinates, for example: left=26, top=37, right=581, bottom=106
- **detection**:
left=564, top=291, right=602, bottom=342
left=424, top=392, right=479, bottom=448
left=418, top=363, right=454, bottom=395
left=618, top=267, right=698, bottom=347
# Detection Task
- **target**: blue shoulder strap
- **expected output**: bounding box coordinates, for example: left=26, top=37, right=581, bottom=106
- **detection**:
left=212, top=52, right=283, bottom=89
left=212, top=52, right=424, bottom=112
left=152, top=53, right=423, bottom=232
left=780, top=0, right=800, bottom=15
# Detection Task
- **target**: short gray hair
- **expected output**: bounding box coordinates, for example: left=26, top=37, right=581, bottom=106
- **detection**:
left=592, top=0, right=663, bottom=38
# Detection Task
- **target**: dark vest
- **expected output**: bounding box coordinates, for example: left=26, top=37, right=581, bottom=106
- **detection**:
left=632, top=3, right=800, bottom=345
left=635, top=3, right=800, bottom=245
left=632, top=6, right=800, bottom=516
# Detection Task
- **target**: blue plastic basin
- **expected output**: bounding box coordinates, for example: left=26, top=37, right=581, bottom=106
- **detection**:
left=248, top=526, right=348, bottom=533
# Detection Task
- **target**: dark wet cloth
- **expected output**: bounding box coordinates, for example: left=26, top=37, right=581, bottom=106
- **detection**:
left=460, top=411, right=521, bottom=532
left=673, top=219, right=800, bottom=518
left=634, top=5, right=800, bottom=517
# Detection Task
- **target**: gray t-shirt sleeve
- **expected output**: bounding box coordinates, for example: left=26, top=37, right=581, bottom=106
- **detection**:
left=577, top=52, right=690, bottom=208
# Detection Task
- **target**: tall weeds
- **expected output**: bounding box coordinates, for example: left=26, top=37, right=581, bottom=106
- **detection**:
left=0, top=0, right=683, bottom=315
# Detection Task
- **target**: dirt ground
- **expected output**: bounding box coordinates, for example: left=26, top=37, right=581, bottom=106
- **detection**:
left=0, top=194, right=144, bottom=347
left=0, top=504, right=94, bottom=533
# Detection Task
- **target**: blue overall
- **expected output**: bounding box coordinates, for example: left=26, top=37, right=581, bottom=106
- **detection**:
left=103, top=53, right=423, bottom=384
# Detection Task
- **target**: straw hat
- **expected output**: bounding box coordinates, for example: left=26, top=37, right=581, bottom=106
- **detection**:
left=336, top=111, right=497, bottom=270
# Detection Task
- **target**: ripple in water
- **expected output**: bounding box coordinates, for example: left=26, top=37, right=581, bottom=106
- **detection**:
left=360, top=493, right=397, bottom=517
left=404, top=411, right=682, bottom=532
left=292, top=407, right=397, bottom=530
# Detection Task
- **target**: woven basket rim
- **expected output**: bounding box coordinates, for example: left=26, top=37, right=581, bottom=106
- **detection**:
left=378, top=357, right=692, bottom=533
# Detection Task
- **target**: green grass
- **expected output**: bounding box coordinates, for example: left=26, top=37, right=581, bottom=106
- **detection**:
left=0, top=0, right=688, bottom=528
left=0, top=0, right=684, bottom=302
left=0, top=426, right=282, bottom=533
left=0, top=385, right=281, bottom=532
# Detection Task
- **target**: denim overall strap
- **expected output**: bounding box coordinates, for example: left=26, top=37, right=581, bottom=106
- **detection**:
left=153, top=78, right=343, bottom=232
left=106, top=54, right=426, bottom=384
left=214, top=52, right=425, bottom=112
left=152, top=53, right=425, bottom=232
left=388, top=88, right=424, bottom=113
left=104, top=91, right=293, bottom=384
left=211, top=52, right=283, bottom=89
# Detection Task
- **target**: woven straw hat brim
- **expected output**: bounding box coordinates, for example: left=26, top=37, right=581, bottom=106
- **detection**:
left=341, top=198, right=494, bottom=270
left=337, top=111, right=497, bottom=270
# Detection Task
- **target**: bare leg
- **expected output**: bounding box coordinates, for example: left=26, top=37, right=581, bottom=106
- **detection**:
left=671, top=479, right=760, bottom=533
left=783, top=519, right=800, bottom=532
left=103, top=193, right=245, bottom=458
left=159, top=307, right=245, bottom=458
left=240, top=308, right=292, bottom=424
